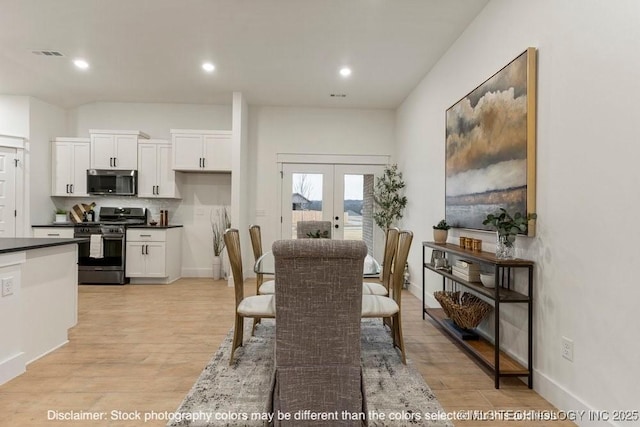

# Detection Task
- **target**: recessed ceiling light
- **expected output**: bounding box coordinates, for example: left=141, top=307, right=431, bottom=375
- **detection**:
left=202, top=62, right=215, bottom=73
left=73, top=59, right=89, bottom=70
left=339, top=67, right=352, bottom=77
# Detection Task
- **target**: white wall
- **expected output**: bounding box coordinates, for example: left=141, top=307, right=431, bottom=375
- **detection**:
left=66, top=101, right=233, bottom=277
left=247, top=105, right=396, bottom=253
left=396, top=0, right=640, bottom=424
left=29, top=97, right=68, bottom=225
left=0, top=96, right=29, bottom=138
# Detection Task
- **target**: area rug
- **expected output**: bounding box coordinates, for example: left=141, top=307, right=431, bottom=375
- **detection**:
left=168, top=320, right=453, bottom=427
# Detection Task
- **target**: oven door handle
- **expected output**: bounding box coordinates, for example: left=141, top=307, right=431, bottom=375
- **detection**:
left=102, top=236, right=125, bottom=241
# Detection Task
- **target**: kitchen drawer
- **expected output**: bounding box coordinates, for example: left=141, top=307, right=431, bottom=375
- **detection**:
left=126, top=229, right=166, bottom=242
left=33, top=227, right=75, bottom=238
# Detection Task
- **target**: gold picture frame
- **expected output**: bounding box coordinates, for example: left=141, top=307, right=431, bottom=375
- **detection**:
left=445, top=47, right=537, bottom=236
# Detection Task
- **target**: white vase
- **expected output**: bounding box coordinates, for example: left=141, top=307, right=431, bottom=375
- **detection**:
left=212, top=256, right=222, bottom=280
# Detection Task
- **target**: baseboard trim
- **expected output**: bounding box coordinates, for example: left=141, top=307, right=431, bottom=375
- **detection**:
left=0, top=352, right=25, bottom=386
left=26, top=340, right=69, bottom=366
left=534, top=370, right=615, bottom=427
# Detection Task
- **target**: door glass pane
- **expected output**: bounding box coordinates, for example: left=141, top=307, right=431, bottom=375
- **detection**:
left=291, top=173, right=323, bottom=239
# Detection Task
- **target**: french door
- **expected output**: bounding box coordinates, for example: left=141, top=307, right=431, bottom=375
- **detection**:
left=280, top=163, right=384, bottom=254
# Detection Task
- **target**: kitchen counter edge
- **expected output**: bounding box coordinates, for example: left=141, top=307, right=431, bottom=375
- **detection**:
left=127, top=225, right=184, bottom=229
left=0, top=238, right=89, bottom=254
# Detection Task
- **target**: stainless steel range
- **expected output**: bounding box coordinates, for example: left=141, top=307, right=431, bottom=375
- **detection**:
left=74, top=207, right=147, bottom=285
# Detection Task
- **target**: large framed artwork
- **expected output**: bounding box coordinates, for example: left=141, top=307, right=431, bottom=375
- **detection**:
left=445, top=47, right=537, bottom=236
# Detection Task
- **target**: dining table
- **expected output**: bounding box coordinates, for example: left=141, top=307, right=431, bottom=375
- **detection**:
left=254, top=250, right=381, bottom=278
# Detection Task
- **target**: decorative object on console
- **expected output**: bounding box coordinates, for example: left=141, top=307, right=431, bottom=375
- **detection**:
left=210, top=206, right=231, bottom=280
left=432, top=219, right=451, bottom=243
left=480, top=273, right=496, bottom=288
left=445, top=47, right=537, bottom=235
left=373, top=164, right=407, bottom=231
left=482, top=208, right=537, bottom=259
left=433, top=290, right=492, bottom=331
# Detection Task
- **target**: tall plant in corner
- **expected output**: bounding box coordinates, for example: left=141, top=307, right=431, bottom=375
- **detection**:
left=373, top=164, right=408, bottom=231
left=211, top=206, right=231, bottom=280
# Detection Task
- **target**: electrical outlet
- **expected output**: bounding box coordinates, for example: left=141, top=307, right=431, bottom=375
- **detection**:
left=2, top=277, right=14, bottom=297
left=562, top=336, right=574, bottom=361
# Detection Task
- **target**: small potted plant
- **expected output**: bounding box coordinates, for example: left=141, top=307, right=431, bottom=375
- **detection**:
left=54, top=208, right=67, bottom=223
left=433, top=219, right=451, bottom=244
left=482, top=208, right=537, bottom=259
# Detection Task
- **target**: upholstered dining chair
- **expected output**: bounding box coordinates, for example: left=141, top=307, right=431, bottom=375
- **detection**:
left=362, top=227, right=399, bottom=296
left=268, top=239, right=368, bottom=426
left=248, top=225, right=276, bottom=295
left=361, top=230, right=413, bottom=364
left=296, top=220, right=332, bottom=239
left=224, top=228, right=276, bottom=365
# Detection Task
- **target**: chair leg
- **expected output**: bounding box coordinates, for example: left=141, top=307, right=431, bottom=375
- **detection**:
left=393, top=312, right=406, bottom=365
left=229, top=314, right=244, bottom=365
left=251, top=317, right=260, bottom=335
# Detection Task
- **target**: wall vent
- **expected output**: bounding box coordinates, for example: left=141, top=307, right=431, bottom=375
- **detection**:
left=32, top=50, right=65, bottom=56
left=330, top=93, right=347, bottom=98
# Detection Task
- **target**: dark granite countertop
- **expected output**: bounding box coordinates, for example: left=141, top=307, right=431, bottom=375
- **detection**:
left=32, top=223, right=76, bottom=228
left=0, top=238, right=89, bottom=254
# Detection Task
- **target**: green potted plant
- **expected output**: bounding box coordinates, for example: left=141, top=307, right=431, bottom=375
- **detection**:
left=482, top=208, right=537, bottom=259
left=54, top=208, right=67, bottom=223
left=373, top=164, right=408, bottom=231
left=432, top=219, right=451, bottom=244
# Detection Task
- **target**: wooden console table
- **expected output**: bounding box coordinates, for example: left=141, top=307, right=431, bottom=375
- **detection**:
left=421, top=241, right=533, bottom=389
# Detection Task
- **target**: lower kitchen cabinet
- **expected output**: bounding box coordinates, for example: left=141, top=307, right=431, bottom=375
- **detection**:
left=126, top=227, right=182, bottom=284
left=32, top=227, right=75, bottom=238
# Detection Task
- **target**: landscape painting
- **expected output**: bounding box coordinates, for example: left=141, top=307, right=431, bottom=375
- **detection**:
left=445, top=48, right=536, bottom=235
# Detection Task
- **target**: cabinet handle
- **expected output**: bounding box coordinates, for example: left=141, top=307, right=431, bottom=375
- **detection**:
left=114, top=157, right=117, bottom=167
left=66, top=184, right=69, bottom=193
left=141, top=245, right=144, bottom=255
left=202, top=157, right=205, bottom=168
left=110, top=157, right=113, bottom=167
left=154, top=185, right=157, bottom=195
left=70, top=184, right=73, bottom=193
left=139, top=234, right=152, bottom=237
left=47, top=233, right=60, bottom=236
left=145, top=244, right=149, bottom=255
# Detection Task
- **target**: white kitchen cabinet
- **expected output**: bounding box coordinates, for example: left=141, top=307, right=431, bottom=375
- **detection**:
left=137, top=139, right=181, bottom=198
left=51, top=138, right=90, bottom=197
left=125, top=227, right=182, bottom=284
left=171, top=129, right=232, bottom=172
left=32, top=227, right=75, bottom=238
left=90, top=130, right=149, bottom=170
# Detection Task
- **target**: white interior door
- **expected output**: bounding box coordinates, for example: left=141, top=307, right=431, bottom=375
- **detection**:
left=0, top=147, right=17, bottom=237
left=281, top=163, right=384, bottom=255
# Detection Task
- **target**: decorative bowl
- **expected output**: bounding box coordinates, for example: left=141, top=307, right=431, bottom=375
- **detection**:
left=480, top=273, right=496, bottom=288
left=149, top=220, right=158, bottom=226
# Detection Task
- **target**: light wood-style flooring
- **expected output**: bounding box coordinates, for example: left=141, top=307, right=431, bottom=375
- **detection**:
left=0, top=278, right=574, bottom=426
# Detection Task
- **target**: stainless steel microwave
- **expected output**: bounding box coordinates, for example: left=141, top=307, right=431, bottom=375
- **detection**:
left=87, top=169, right=137, bottom=196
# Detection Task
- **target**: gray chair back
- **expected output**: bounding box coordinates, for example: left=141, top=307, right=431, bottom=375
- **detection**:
left=269, top=239, right=367, bottom=426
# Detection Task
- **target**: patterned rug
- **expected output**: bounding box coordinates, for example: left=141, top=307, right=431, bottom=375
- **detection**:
left=168, top=320, right=453, bottom=427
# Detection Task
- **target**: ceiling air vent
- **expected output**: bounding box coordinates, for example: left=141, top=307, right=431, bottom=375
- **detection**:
left=330, top=93, right=347, bottom=98
left=32, top=50, right=65, bottom=56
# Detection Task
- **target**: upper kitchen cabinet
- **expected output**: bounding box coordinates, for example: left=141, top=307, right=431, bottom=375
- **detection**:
left=90, top=129, right=150, bottom=170
left=52, top=137, right=90, bottom=197
left=137, top=139, right=181, bottom=199
left=171, top=129, right=232, bottom=172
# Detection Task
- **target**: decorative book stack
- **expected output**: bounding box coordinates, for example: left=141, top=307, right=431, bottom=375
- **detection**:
left=452, top=260, right=480, bottom=282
